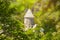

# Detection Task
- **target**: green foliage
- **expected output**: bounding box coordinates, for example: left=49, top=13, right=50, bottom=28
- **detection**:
left=0, top=0, right=60, bottom=40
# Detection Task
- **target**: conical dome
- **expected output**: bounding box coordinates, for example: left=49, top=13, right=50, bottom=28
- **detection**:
left=24, top=9, right=34, bottom=18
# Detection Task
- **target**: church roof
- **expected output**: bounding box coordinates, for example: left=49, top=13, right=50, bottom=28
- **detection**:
left=24, top=9, right=34, bottom=18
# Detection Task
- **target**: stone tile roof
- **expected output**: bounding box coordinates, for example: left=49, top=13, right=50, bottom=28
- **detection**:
left=24, top=9, right=34, bottom=18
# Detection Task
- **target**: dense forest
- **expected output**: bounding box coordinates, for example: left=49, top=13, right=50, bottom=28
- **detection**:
left=0, top=0, right=60, bottom=40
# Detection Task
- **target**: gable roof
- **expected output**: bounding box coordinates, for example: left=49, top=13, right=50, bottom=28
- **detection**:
left=24, top=9, right=34, bottom=18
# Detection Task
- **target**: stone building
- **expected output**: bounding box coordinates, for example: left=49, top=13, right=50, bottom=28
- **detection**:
left=24, top=9, right=34, bottom=29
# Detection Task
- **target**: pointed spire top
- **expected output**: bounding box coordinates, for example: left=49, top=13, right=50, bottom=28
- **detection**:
left=24, top=9, right=34, bottom=18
